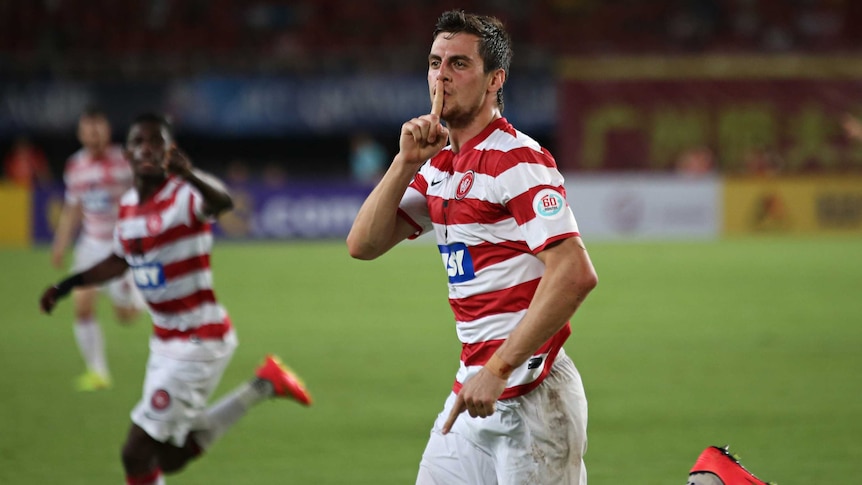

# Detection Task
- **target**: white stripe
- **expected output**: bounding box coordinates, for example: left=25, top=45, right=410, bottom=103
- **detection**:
left=443, top=219, right=523, bottom=247
left=118, top=218, right=212, bottom=266
left=494, top=163, right=565, bottom=202
left=447, top=253, right=543, bottom=299
left=519, top=210, right=579, bottom=250
left=455, top=309, right=525, bottom=343
left=400, top=186, right=433, bottom=235
left=473, top=127, right=543, bottom=154
left=139, top=269, right=213, bottom=304
left=151, top=233, right=212, bottom=264
left=456, top=350, right=550, bottom=388
left=149, top=302, right=226, bottom=331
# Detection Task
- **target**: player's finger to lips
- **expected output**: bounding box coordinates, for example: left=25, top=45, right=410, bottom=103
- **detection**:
left=431, top=80, right=444, bottom=117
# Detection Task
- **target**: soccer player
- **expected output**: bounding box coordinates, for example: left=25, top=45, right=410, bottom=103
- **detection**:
left=346, top=10, right=598, bottom=485
left=50, top=107, right=145, bottom=391
left=39, top=113, right=312, bottom=484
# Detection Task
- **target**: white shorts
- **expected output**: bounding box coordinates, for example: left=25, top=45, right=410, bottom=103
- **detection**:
left=130, top=330, right=238, bottom=447
left=417, top=349, right=588, bottom=485
left=72, top=235, right=145, bottom=309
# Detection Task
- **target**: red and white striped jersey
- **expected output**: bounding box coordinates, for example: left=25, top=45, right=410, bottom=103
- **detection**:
left=398, top=118, right=580, bottom=399
left=113, top=176, right=231, bottom=356
left=63, top=146, right=134, bottom=241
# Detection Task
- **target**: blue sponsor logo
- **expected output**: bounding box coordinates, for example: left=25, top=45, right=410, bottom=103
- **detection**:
left=131, top=263, right=166, bottom=289
left=438, top=242, right=476, bottom=284
left=81, top=189, right=112, bottom=213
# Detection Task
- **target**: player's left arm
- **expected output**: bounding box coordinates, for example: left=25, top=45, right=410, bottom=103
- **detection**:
left=442, top=236, right=598, bottom=433
left=165, top=146, right=234, bottom=217
left=39, top=254, right=130, bottom=314
left=496, top=236, right=597, bottom=365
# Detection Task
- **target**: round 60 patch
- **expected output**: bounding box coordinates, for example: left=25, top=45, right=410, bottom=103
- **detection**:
left=532, top=189, right=567, bottom=219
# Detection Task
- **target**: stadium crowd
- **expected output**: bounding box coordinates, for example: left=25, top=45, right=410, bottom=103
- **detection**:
left=1, top=0, right=860, bottom=80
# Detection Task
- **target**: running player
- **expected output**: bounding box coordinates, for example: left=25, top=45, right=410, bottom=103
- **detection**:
left=40, top=113, right=312, bottom=484
left=347, top=10, right=598, bottom=485
left=50, top=107, right=145, bottom=390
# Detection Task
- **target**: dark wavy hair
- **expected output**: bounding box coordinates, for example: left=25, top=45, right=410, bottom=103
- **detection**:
left=130, top=112, right=174, bottom=136
left=433, top=10, right=513, bottom=112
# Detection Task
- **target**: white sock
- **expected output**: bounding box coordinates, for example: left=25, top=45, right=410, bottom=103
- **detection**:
left=192, top=379, right=272, bottom=450
left=74, top=318, right=109, bottom=377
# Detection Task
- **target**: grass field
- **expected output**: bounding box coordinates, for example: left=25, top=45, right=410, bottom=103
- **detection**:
left=1, top=236, right=861, bottom=484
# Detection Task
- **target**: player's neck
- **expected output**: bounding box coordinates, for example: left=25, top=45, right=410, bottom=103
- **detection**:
left=136, top=174, right=167, bottom=202
left=446, top=108, right=501, bottom=153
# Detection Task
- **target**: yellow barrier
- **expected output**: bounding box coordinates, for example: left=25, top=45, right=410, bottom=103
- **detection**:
left=724, top=176, right=862, bottom=235
left=0, top=183, right=31, bottom=247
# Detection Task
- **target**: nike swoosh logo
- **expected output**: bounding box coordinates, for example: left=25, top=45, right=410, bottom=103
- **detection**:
left=430, top=179, right=444, bottom=186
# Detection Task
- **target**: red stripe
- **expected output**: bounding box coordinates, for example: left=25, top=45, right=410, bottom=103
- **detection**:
left=126, top=469, right=162, bottom=485
left=148, top=289, right=216, bottom=314
left=469, top=241, right=532, bottom=272
left=453, top=324, right=571, bottom=399
left=428, top=150, right=455, bottom=173
left=450, top=278, right=539, bottom=322
left=397, top=208, right=424, bottom=239
left=120, top=222, right=210, bottom=254
left=411, top=172, right=429, bottom=194
left=429, top=195, right=510, bottom=226
left=455, top=117, right=512, bottom=155
left=532, top=232, right=580, bottom=254
left=162, top=254, right=211, bottom=279
left=188, top=191, right=196, bottom=223
left=461, top=339, right=504, bottom=367
left=153, top=317, right=232, bottom=341
left=480, top=146, right=559, bottom=178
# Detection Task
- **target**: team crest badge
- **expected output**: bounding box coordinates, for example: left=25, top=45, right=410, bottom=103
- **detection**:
left=455, top=171, right=475, bottom=200
left=151, top=389, right=171, bottom=410
left=146, top=214, right=163, bottom=235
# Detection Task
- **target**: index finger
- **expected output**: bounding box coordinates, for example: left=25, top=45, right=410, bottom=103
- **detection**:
left=442, top=395, right=466, bottom=434
left=431, top=80, right=444, bottom=117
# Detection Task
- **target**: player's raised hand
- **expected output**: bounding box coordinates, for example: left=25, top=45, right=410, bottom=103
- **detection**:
left=441, top=367, right=507, bottom=434
left=165, top=145, right=193, bottom=177
left=397, top=79, right=449, bottom=167
left=430, top=78, right=444, bottom=121
left=39, top=285, right=60, bottom=314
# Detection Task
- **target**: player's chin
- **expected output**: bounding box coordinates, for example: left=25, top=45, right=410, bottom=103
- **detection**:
left=136, top=164, right=165, bottom=180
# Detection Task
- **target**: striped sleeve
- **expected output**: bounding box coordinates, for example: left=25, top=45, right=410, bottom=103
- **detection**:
left=491, top=149, right=579, bottom=253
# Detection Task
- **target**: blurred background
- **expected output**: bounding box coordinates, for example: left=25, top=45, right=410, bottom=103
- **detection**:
left=2, top=0, right=862, bottom=243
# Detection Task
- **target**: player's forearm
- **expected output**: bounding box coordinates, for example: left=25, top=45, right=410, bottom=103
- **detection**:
left=494, top=239, right=598, bottom=369
left=347, top=158, right=416, bottom=259
left=53, top=254, right=129, bottom=296
left=52, top=204, right=82, bottom=252
left=183, top=168, right=234, bottom=217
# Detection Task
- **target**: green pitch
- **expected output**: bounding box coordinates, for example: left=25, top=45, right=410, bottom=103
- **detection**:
left=1, top=237, right=861, bottom=484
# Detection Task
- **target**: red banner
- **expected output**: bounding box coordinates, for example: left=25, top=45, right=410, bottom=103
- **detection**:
left=557, top=55, right=862, bottom=173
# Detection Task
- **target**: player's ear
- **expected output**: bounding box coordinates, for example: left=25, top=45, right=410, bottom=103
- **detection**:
left=488, top=68, right=505, bottom=93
